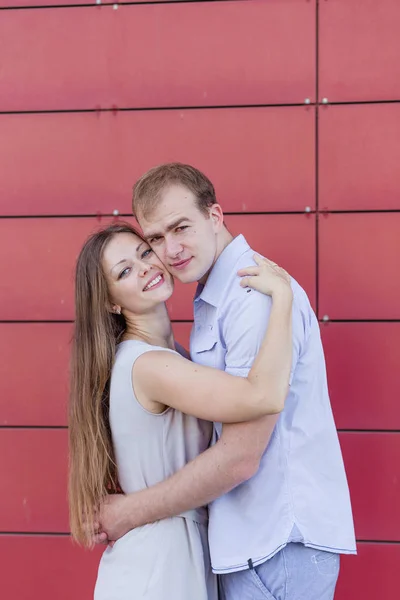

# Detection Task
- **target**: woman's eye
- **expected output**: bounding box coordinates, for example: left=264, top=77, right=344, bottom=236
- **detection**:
left=118, top=267, right=131, bottom=280
left=141, top=248, right=153, bottom=259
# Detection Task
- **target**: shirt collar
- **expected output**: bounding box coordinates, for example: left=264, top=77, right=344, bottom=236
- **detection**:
left=195, top=234, right=250, bottom=307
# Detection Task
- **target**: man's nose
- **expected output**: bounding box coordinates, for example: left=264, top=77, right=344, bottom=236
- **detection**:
left=165, top=236, right=183, bottom=258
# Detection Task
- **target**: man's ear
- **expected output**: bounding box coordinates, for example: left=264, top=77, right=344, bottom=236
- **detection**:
left=209, top=203, right=224, bottom=231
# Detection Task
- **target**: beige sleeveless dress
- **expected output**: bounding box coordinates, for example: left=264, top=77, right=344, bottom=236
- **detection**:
left=94, top=340, right=218, bottom=600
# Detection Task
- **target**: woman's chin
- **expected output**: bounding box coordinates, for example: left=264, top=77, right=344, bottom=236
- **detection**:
left=153, top=281, right=174, bottom=305
left=163, top=282, right=174, bottom=303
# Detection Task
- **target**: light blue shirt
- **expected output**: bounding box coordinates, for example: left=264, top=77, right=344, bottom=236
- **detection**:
left=190, top=235, right=356, bottom=574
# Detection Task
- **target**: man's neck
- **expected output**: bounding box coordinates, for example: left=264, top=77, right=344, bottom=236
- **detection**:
left=198, top=226, right=234, bottom=286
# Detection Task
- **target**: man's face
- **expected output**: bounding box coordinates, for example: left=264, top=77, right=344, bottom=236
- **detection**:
left=137, top=184, right=222, bottom=284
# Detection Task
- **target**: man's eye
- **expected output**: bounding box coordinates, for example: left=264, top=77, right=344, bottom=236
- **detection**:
left=176, top=226, right=188, bottom=232
left=141, top=248, right=153, bottom=259
left=150, top=237, right=162, bottom=244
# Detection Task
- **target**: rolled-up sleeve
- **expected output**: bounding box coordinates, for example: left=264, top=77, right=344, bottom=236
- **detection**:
left=222, top=286, right=304, bottom=385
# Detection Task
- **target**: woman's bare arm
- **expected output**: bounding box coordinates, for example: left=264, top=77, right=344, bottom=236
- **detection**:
left=135, top=256, right=293, bottom=424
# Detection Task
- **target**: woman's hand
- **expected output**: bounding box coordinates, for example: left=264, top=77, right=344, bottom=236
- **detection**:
left=238, top=254, right=292, bottom=299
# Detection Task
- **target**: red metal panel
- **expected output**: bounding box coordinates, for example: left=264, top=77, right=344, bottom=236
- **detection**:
left=0, top=429, right=68, bottom=531
left=339, top=433, right=400, bottom=541
left=319, top=0, right=400, bottom=102
left=336, top=543, right=400, bottom=600
left=0, top=215, right=315, bottom=321
left=319, top=213, right=400, bottom=320
left=0, top=106, right=315, bottom=216
left=167, top=280, right=198, bottom=322
left=172, top=322, right=193, bottom=352
left=226, top=214, right=316, bottom=309
left=0, top=216, right=118, bottom=321
left=3, top=541, right=397, bottom=600
left=0, top=536, right=102, bottom=600
left=0, top=539, right=398, bottom=600
left=319, top=104, right=400, bottom=210
left=4, top=431, right=399, bottom=539
left=321, top=323, right=400, bottom=430
left=0, top=2, right=316, bottom=111
left=0, top=323, right=72, bottom=427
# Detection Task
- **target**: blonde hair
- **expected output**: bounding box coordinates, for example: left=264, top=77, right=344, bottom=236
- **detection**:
left=68, top=222, right=143, bottom=546
left=132, top=162, right=216, bottom=219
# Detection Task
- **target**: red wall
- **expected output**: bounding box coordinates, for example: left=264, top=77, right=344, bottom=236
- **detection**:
left=0, top=1, right=399, bottom=598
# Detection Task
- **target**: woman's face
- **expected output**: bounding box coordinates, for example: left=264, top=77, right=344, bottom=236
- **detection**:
left=102, top=232, right=174, bottom=315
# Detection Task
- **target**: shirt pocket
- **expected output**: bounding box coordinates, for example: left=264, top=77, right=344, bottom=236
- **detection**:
left=191, top=330, right=218, bottom=368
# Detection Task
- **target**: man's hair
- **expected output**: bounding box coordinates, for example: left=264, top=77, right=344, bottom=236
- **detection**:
left=132, top=163, right=217, bottom=219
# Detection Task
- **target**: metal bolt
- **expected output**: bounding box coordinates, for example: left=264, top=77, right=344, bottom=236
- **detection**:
left=321, top=97, right=329, bottom=104
left=96, top=0, right=101, bottom=4
left=322, top=315, right=330, bottom=322
left=113, top=3, right=118, bottom=9
left=304, top=98, right=311, bottom=105
left=113, top=209, right=119, bottom=216
left=304, top=206, right=311, bottom=213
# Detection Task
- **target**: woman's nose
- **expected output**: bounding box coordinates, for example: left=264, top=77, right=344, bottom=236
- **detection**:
left=138, top=261, right=152, bottom=276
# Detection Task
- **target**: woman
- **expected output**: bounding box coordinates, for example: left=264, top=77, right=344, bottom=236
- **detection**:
left=68, top=222, right=292, bottom=600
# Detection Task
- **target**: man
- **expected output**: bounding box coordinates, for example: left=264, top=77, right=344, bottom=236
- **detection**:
left=96, top=163, right=356, bottom=599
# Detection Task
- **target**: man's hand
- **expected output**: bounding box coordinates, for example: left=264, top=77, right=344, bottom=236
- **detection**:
left=93, top=494, right=134, bottom=546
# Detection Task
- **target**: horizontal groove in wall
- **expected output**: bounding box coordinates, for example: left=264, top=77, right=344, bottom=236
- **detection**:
left=171, top=319, right=193, bottom=324
left=337, top=429, right=400, bottom=434
left=1, top=100, right=400, bottom=116
left=0, top=0, right=237, bottom=11
left=2, top=210, right=400, bottom=220
left=0, top=531, right=398, bottom=544
left=1, top=425, right=398, bottom=433
left=0, top=425, right=68, bottom=430
left=1, top=319, right=400, bottom=324
left=320, top=210, right=400, bottom=214
left=319, top=319, right=400, bottom=323
left=0, top=531, right=70, bottom=536
left=4, top=320, right=189, bottom=324
left=0, top=102, right=309, bottom=116
left=0, top=211, right=313, bottom=219
left=322, top=99, right=400, bottom=107
left=356, top=540, right=400, bottom=545
left=0, top=320, right=74, bottom=324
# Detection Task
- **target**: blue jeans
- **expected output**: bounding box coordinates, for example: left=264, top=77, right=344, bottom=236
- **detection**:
left=218, top=543, right=340, bottom=600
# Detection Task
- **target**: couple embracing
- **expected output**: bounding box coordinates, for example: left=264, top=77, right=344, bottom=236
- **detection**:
left=69, top=163, right=356, bottom=600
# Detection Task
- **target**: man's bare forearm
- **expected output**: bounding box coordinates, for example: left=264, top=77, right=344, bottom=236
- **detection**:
left=121, top=435, right=257, bottom=529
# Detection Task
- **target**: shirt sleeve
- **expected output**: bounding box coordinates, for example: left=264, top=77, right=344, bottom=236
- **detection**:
left=221, top=287, right=306, bottom=385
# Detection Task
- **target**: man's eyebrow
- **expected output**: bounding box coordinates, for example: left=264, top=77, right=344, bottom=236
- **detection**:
left=146, top=218, right=189, bottom=239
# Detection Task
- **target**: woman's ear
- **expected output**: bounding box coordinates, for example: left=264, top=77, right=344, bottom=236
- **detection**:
left=111, top=304, right=121, bottom=315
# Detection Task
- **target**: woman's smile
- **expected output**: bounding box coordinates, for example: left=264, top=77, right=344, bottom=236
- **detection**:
left=143, top=272, right=165, bottom=292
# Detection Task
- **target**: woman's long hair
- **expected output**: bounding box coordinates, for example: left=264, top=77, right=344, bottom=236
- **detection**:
left=68, top=221, right=143, bottom=546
